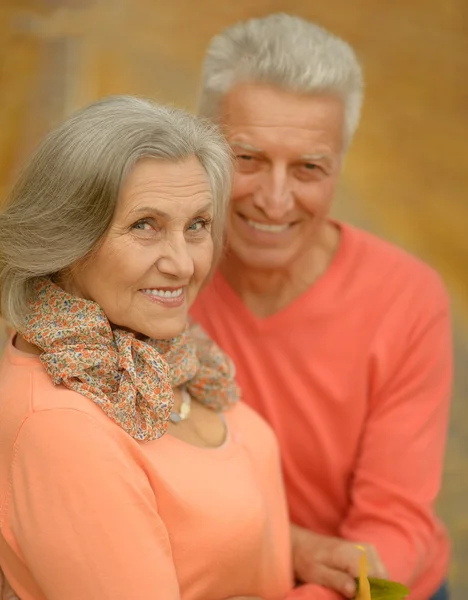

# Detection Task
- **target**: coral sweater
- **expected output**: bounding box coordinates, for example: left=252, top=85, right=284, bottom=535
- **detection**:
left=0, top=339, right=293, bottom=600
left=191, top=222, right=453, bottom=600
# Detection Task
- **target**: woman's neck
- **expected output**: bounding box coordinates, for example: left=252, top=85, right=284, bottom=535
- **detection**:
left=14, top=334, right=42, bottom=355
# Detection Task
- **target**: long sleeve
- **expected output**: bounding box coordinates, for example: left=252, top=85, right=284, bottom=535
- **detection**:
left=339, top=295, right=453, bottom=586
left=4, top=409, right=180, bottom=600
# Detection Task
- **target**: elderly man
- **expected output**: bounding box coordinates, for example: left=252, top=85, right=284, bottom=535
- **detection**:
left=191, top=13, right=452, bottom=600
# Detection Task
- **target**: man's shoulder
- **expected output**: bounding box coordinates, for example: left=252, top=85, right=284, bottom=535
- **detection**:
left=344, top=223, right=449, bottom=304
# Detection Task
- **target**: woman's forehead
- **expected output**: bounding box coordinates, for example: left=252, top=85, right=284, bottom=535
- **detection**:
left=115, top=158, right=212, bottom=220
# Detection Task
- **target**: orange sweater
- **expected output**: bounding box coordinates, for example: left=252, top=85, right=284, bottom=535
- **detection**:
left=0, top=339, right=293, bottom=600
left=191, top=223, right=453, bottom=600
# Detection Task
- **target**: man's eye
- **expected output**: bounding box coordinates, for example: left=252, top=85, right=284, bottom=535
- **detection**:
left=237, top=154, right=254, bottom=161
left=303, top=163, right=318, bottom=170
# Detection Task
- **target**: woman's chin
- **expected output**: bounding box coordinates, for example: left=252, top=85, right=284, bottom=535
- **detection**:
left=136, top=323, right=187, bottom=341
left=110, top=316, right=188, bottom=341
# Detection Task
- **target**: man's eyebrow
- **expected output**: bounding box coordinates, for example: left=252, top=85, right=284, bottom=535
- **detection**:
left=300, top=153, right=332, bottom=162
left=230, top=141, right=264, bottom=153
left=230, top=143, right=336, bottom=169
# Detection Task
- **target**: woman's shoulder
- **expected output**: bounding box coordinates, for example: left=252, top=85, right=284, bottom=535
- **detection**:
left=0, top=344, right=107, bottom=419
left=0, top=340, right=121, bottom=468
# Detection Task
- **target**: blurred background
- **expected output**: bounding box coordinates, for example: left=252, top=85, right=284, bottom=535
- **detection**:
left=0, top=0, right=467, bottom=596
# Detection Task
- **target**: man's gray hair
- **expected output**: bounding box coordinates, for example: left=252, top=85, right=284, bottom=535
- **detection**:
left=198, top=13, right=364, bottom=147
left=0, top=95, right=233, bottom=329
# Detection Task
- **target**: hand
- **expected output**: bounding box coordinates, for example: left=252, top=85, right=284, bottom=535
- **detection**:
left=0, top=569, right=20, bottom=600
left=291, top=525, right=388, bottom=599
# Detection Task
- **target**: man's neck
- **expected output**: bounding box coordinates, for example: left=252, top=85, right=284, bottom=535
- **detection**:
left=220, top=222, right=341, bottom=318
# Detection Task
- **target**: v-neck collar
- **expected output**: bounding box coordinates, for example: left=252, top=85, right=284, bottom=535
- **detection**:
left=211, top=221, right=355, bottom=333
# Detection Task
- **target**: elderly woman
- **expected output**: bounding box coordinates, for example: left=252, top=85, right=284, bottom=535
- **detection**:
left=0, top=96, right=293, bottom=600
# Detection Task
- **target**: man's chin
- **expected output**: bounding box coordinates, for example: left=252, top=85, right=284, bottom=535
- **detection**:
left=226, top=246, right=298, bottom=273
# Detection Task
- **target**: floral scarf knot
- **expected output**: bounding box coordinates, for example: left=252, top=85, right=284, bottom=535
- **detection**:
left=19, top=278, right=239, bottom=441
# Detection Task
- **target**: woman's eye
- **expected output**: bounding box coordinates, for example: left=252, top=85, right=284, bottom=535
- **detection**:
left=188, top=218, right=209, bottom=232
left=132, top=220, right=153, bottom=231
left=237, top=154, right=254, bottom=161
left=303, top=163, right=318, bottom=170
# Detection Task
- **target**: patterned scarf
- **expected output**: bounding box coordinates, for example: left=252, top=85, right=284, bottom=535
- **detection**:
left=18, top=278, right=239, bottom=441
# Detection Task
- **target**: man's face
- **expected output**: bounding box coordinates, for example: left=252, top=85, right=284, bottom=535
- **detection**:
left=219, top=83, right=345, bottom=271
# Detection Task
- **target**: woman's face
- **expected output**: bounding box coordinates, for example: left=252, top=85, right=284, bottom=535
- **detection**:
left=67, top=156, right=214, bottom=340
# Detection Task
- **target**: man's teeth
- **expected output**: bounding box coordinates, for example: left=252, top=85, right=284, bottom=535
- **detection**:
left=246, top=219, right=289, bottom=233
left=142, top=288, right=183, bottom=298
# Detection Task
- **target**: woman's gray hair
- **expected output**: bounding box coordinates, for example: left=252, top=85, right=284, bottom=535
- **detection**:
left=198, top=13, right=364, bottom=148
left=0, top=95, right=233, bottom=329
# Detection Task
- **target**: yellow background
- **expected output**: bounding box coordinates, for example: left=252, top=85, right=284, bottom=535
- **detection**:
left=1, top=0, right=467, bottom=596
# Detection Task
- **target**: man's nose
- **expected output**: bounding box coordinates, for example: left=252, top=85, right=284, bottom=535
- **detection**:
left=253, top=167, right=294, bottom=220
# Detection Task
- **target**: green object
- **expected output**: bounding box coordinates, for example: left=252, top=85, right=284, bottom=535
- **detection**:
left=355, top=577, right=410, bottom=600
